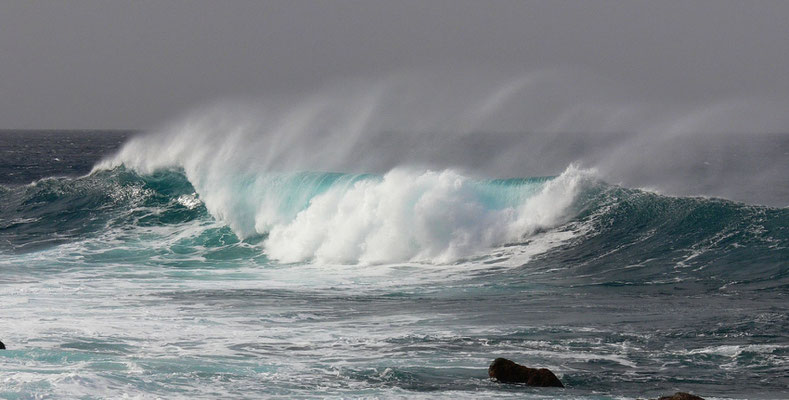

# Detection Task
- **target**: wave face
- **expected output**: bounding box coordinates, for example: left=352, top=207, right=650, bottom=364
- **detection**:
left=1, top=165, right=594, bottom=263
left=3, top=162, right=786, bottom=282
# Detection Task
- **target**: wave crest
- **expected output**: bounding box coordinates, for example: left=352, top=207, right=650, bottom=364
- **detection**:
left=95, top=103, right=598, bottom=264
left=264, top=166, right=593, bottom=264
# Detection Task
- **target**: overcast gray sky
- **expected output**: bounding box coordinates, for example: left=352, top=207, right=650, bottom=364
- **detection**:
left=1, top=0, right=788, bottom=129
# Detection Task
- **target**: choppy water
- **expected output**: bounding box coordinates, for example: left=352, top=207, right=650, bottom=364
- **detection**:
left=1, top=130, right=787, bottom=399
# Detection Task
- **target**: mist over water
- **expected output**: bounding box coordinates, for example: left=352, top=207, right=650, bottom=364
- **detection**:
left=103, top=70, right=789, bottom=207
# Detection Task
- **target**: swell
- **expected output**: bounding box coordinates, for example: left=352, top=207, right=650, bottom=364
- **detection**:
left=1, top=165, right=594, bottom=262
left=2, top=164, right=787, bottom=287
left=0, top=168, right=206, bottom=253
left=542, top=186, right=789, bottom=289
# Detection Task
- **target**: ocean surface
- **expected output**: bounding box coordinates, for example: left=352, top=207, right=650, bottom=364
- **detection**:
left=1, top=129, right=787, bottom=399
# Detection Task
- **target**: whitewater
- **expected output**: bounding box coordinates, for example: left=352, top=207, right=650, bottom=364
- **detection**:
left=1, top=76, right=788, bottom=399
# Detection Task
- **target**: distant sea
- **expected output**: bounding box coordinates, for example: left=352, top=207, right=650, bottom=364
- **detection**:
left=1, top=129, right=787, bottom=399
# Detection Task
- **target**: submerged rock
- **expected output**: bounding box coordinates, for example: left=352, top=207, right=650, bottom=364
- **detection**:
left=656, top=393, right=705, bottom=400
left=488, top=358, right=563, bottom=387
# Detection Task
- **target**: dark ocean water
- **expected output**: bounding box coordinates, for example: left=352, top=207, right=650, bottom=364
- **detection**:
left=0, top=130, right=132, bottom=184
left=1, top=130, right=787, bottom=399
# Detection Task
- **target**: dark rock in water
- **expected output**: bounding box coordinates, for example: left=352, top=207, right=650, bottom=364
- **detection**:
left=656, top=393, right=705, bottom=400
left=488, top=358, right=563, bottom=387
left=0, top=340, right=5, bottom=350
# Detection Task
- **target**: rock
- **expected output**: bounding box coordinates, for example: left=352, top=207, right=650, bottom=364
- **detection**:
left=656, top=393, right=705, bottom=400
left=0, top=340, right=5, bottom=350
left=488, top=357, right=563, bottom=387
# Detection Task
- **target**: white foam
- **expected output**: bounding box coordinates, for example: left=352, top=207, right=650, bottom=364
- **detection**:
left=264, top=166, right=592, bottom=264
left=686, top=344, right=785, bottom=357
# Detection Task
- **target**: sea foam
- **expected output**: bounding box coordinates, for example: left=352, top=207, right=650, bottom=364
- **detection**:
left=263, top=166, right=592, bottom=264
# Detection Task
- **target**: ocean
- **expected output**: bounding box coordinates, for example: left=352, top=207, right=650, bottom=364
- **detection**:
left=0, top=128, right=787, bottom=399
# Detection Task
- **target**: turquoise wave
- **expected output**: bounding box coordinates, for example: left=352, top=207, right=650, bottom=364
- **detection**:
left=1, top=167, right=786, bottom=288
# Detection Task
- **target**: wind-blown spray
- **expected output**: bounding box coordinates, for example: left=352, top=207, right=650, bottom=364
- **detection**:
left=96, top=71, right=788, bottom=262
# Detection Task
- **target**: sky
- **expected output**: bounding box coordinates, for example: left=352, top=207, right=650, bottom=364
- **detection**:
left=1, top=0, right=789, bottom=129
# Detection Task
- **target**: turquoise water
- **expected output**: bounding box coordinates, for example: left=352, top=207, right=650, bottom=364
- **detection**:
left=1, top=132, right=788, bottom=399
